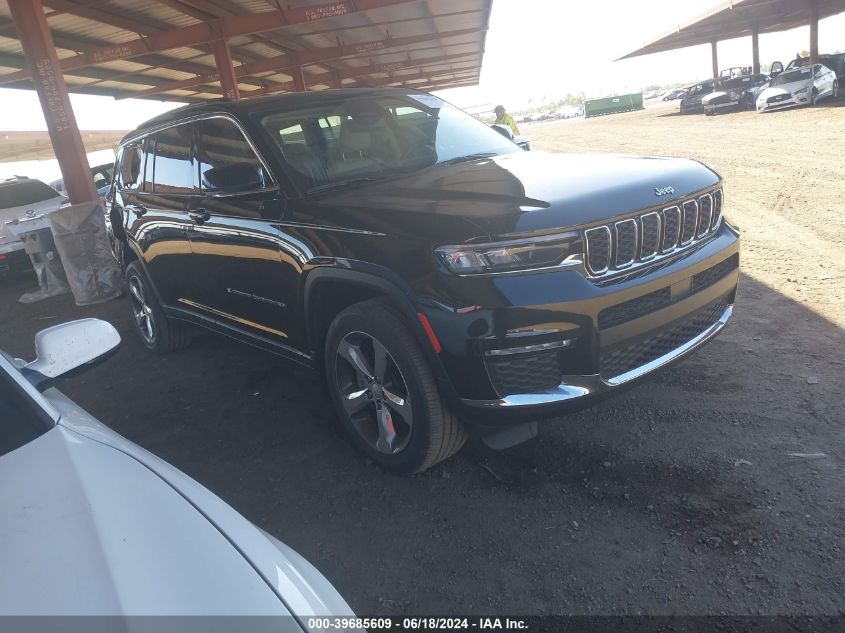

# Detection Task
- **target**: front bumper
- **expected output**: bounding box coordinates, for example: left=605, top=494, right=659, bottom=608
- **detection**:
left=423, top=221, right=740, bottom=417
left=758, top=94, right=809, bottom=112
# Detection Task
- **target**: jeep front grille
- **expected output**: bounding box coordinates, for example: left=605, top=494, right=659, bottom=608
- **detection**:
left=584, top=188, right=723, bottom=277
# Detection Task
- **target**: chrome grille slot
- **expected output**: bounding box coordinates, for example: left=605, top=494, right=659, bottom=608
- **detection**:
left=583, top=188, right=723, bottom=279
left=614, top=219, right=637, bottom=268
left=639, top=212, right=660, bottom=260
left=680, top=200, right=698, bottom=245
left=697, top=193, right=713, bottom=238
left=661, top=206, right=681, bottom=252
left=584, top=226, right=611, bottom=274
left=711, top=189, right=723, bottom=230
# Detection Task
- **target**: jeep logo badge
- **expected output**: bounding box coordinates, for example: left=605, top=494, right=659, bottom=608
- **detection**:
left=654, top=186, right=675, bottom=197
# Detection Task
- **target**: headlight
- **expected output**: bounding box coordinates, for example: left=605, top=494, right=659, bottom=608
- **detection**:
left=794, top=86, right=811, bottom=96
left=435, top=232, right=581, bottom=274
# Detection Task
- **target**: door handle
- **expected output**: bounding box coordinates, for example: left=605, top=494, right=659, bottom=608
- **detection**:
left=126, top=204, right=147, bottom=217
left=189, top=208, right=210, bottom=224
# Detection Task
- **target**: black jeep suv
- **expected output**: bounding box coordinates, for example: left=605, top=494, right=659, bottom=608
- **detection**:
left=108, top=88, right=740, bottom=473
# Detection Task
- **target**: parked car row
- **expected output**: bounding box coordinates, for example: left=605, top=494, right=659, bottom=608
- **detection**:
left=679, top=58, right=839, bottom=116
left=517, top=106, right=583, bottom=123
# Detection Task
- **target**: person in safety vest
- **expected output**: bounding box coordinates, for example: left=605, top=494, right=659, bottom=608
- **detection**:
left=493, top=105, right=520, bottom=135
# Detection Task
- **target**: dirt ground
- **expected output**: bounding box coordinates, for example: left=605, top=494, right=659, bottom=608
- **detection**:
left=1, top=99, right=843, bottom=617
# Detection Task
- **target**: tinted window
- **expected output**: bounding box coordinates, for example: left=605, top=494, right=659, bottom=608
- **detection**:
left=0, top=366, right=49, bottom=458
left=196, top=118, right=265, bottom=194
left=0, top=180, right=60, bottom=209
left=152, top=124, right=195, bottom=194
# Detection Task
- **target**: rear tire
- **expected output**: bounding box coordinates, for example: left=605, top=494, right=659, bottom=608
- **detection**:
left=325, top=299, right=467, bottom=474
left=126, top=261, right=192, bottom=354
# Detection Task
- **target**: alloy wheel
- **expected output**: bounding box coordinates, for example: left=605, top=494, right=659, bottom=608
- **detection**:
left=335, top=331, right=413, bottom=455
left=128, top=274, right=156, bottom=345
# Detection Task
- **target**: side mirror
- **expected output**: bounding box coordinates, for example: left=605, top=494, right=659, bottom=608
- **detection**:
left=23, top=318, right=120, bottom=391
left=201, top=162, right=265, bottom=194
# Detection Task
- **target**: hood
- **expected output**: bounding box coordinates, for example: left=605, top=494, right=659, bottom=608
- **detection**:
left=759, top=79, right=811, bottom=98
left=701, top=91, right=729, bottom=103
left=0, top=424, right=287, bottom=615
left=0, top=388, right=353, bottom=618
left=298, top=151, right=720, bottom=243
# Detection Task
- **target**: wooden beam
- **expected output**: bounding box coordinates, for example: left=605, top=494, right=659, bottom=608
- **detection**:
left=0, top=0, right=420, bottom=84
left=119, top=28, right=482, bottom=99
left=211, top=39, right=239, bottom=100
left=752, top=25, right=760, bottom=74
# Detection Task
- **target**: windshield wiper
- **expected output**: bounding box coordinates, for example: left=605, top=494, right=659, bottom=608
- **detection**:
left=435, top=152, right=499, bottom=167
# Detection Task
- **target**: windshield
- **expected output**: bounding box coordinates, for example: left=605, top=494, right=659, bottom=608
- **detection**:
left=0, top=180, right=61, bottom=210
left=257, top=92, right=520, bottom=194
left=771, top=68, right=812, bottom=86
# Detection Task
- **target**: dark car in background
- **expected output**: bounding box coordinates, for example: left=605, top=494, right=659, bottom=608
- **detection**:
left=50, top=162, right=115, bottom=200
left=662, top=88, right=688, bottom=101
left=702, top=73, right=770, bottom=115
left=107, top=88, right=740, bottom=474
left=680, top=79, right=721, bottom=114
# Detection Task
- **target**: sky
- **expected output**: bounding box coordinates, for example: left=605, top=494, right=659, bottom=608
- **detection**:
left=1, top=0, right=843, bottom=180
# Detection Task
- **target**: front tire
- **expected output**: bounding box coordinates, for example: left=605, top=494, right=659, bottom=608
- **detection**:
left=811, top=88, right=819, bottom=105
left=126, top=261, right=192, bottom=354
left=325, top=299, right=467, bottom=474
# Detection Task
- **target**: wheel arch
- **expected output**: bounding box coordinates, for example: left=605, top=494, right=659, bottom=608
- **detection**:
left=303, top=265, right=458, bottom=405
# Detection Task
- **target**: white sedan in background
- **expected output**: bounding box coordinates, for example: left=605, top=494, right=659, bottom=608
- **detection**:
left=0, top=319, right=353, bottom=627
left=756, top=64, right=839, bottom=112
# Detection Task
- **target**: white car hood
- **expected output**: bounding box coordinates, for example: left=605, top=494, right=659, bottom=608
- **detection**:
left=701, top=91, right=728, bottom=104
left=0, top=388, right=353, bottom=621
left=758, top=78, right=811, bottom=100
left=0, top=195, right=65, bottom=248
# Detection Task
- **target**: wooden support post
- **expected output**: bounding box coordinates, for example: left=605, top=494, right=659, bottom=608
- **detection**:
left=7, top=0, right=96, bottom=204
left=211, top=38, right=239, bottom=100
left=711, top=40, right=719, bottom=79
left=751, top=27, right=760, bottom=74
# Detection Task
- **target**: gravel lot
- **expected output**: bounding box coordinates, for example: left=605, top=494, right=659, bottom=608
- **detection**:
left=1, top=99, right=843, bottom=616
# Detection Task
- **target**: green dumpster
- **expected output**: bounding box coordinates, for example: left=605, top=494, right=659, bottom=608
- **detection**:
left=584, top=93, right=644, bottom=118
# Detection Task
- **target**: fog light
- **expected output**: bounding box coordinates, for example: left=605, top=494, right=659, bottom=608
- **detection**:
left=485, top=338, right=574, bottom=357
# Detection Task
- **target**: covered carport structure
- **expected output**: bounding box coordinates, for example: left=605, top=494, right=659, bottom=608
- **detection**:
left=619, top=0, right=845, bottom=78
left=0, top=0, right=492, bottom=205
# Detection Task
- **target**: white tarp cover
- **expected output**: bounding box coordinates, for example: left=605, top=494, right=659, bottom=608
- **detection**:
left=49, top=202, right=123, bottom=305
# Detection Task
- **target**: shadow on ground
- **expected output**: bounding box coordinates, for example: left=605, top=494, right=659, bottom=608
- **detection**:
left=1, top=268, right=843, bottom=615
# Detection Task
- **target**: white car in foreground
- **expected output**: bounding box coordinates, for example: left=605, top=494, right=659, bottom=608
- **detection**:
left=0, top=319, right=353, bottom=626
left=756, top=64, right=839, bottom=112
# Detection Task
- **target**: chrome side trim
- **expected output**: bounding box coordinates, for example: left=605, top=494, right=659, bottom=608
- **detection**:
left=118, top=112, right=278, bottom=193
left=485, top=338, right=574, bottom=357
left=461, top=304, right=733, bottom=409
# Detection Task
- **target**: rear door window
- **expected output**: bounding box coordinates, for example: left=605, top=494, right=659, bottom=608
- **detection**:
left=152, top=124, right=196, bottom=194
